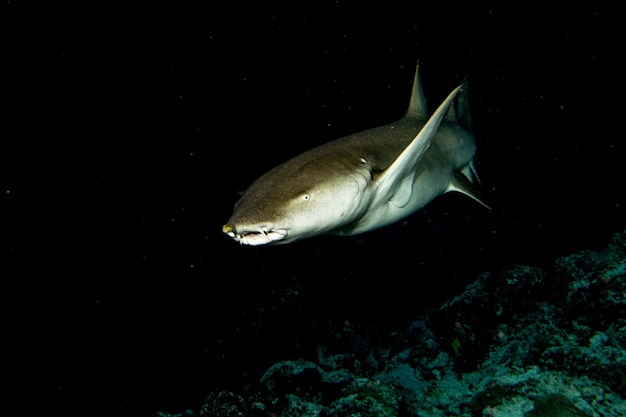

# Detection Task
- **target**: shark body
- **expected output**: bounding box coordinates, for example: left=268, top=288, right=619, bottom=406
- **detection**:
left=223, top=64, right=489, bottom=245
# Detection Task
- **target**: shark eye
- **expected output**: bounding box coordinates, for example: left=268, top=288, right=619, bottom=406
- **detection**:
left=302, top=194, right=310, bottom=201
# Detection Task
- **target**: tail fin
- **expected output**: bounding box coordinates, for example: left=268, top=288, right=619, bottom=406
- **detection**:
left=446, top=76, right=490, bottom=209
left=444, top=76, right=473, bottom=133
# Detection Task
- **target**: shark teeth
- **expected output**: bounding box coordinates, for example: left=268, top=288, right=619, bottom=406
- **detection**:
left=229, top=228, right=287, bottom=246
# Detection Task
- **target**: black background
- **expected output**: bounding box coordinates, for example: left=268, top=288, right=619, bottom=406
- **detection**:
left=3, top=3, right=623, bottom=417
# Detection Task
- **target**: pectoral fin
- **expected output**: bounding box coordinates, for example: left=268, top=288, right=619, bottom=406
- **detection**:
left=375, top=85, right=461, bottom=207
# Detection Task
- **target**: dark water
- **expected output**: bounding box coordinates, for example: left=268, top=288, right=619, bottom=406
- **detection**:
left=4, top=4, right=623, bottom=417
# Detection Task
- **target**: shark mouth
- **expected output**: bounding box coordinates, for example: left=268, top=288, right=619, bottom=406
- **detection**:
left=222, top=224, right=287, bottom=246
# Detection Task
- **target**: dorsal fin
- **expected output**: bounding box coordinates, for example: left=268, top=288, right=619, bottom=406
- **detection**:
left=405, top=63, right=428, bottom=119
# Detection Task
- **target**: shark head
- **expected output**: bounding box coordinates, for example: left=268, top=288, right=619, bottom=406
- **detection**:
left=223, top=152, right=373, bottom=245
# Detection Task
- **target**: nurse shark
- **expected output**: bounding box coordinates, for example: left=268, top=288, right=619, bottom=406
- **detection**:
left=223, top=64, right=489, bottom=245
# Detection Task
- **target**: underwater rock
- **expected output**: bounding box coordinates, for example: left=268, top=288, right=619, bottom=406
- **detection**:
left=259, top=360, right=325, bottom=399
left=165, top=231, right=626, bottom=417
left=524, top=393, right=590, bottom=417
left=279, top=394, right=323, bottom=417
left=153, top=410, right=195, bottom=417
left=425, top=231, right=626, bottom=377
left=199, top=390, right=266, bottom=417
left=324, top=377, right=401, bottom=417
